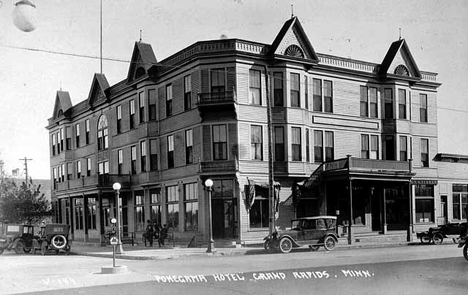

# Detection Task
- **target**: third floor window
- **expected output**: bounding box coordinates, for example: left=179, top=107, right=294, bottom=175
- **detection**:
left=249, top=69, right=261, bottom=105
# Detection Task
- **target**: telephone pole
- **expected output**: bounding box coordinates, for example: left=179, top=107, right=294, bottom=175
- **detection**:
left=19, top=157, right=33, bottom=182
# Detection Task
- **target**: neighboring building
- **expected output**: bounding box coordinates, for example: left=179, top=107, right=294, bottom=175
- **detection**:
left=46, top=16, right=464, bottom=245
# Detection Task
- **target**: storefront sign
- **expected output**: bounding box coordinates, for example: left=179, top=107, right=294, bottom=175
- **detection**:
left=412, top=180, right=438, bottom=185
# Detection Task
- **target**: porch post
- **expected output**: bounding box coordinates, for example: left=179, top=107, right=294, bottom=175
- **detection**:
left=383, top=189, right=387, bottom=234
left=348, top=178, right=353, bottom=245
left=407, top=182, right=414, bottom=241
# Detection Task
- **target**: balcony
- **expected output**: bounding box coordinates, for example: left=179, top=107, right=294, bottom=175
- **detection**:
left=197, top=90, right=237, bottom=119
left=199, top=160, right=238, bottom=174
left=54, top=174, right=132, bottom=192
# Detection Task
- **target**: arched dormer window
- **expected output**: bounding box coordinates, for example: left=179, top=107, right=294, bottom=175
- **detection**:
left=284, top=45, right=304, bottom=58
left=97, top=115, right=108, bottom=150
left=57, top=109, right=63, bottom=117
left=394, top=64, right=409, bottom=76
left=135, top=67, right=146, bottom=79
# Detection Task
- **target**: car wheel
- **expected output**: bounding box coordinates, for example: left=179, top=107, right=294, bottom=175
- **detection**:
left=41, top=241, right=48, bottom=256
left=420, top=235, right=431, bottom=244
left=14, top=240, right=25, bottom=254
left=279, top=238, right=293, bottom=253
left=51, top=235, right=67, bottom=249
left=323, top=236, right=336, bottom=251
left=463, top=244, right=468, bottom=261
left=309, top=245, right=320, bottom=251
left=433, top=233, right=444, bottom=245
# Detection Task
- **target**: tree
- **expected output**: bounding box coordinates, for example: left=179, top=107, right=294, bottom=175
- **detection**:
left=0, top=176, right=52, bottom=224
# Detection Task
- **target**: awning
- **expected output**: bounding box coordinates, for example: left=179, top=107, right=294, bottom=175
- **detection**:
left=245, top=178, right=281, bottom=212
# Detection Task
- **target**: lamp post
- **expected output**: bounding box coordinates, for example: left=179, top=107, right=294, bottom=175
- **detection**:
left=205, top=179, right=215, bottom=253
left=112, top=182, right=124, bottom=254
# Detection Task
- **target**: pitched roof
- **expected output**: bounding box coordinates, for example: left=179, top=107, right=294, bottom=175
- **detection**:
left=379, top=39, right=421, bottom=79
left=86, top=73, right=110, bottom=107
left=51, top=91, right=72, bottom=119
left=126, top=42, right=157, bottom=82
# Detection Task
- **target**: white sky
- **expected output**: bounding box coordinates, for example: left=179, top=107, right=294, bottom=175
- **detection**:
left=0, top=0, right=467, bottom=180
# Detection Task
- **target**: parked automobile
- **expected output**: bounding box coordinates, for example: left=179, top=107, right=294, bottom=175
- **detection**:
left=32, top=223, right=71, bottom=255
left=417, top=222, right=467, bottom=245
left=264, top=216, right=339, bottom=253
left=0, top=224, right=38, bottom=254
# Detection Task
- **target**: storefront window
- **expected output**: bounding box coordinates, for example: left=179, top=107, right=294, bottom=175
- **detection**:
left=184, top=183, right=198, bottom=231
left=134, top=191, right=145, bottom=231
left=415, top=184, right=434, bottom=223
left=249, top=186, right=269, bottom=228
left=86, top=198, right=96, bottom=230
left=150, top=188, right=162, bottom=226
left=453, top=184, right=468, bottom=220
left=166, top=185, right=179, bottom=230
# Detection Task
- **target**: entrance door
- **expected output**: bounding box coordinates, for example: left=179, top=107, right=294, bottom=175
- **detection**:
left=212, top=199, right=236, bottom=239
left=441, top=195, right=448, bottom=224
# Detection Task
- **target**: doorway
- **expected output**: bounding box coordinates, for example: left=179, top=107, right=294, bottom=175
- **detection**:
left=212, top=198, right=237, bottom=239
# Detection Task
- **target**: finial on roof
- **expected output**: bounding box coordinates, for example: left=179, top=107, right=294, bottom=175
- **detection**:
left=139, top=30, right=143, bottom=42
left=399, top=28, right=401, bottom=40
left=291, top=4, right=294, bottom=18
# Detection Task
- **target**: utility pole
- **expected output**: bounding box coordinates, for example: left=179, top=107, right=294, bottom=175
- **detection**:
left=19, top=157, right=33, bottom=182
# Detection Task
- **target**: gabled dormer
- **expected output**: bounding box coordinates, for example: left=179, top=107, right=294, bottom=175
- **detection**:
left=269, top=16, right=319, bottom=64
left=51, top=91, right=72, bottom=120
left=126, top=42, right=157, bottom=83
left=379, top=39, right=421, bottom=82
left=86, top=73, right=110, bottom=108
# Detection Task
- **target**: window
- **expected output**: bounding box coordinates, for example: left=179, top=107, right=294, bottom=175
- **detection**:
left=420, top=94, right=428, bottom=122
left=213, top=125, right=227, bottom=160
left=306, top=129, right=310, bottom=162
left=249, top=185, right=269, bottom=228
left=59, top=164, right=64, bottom=182
left=129, top=99, right=136, bottom=128
left=185, top=129, right=193, bottom=164
left=76, top=160, right=81, bottom=178
left=140, top=141, right=146, bottom=172
left=274, top=127, right=284, bottom=161
left=184, top=183, right=198, bottom=231
left=211, top=68, right=225, bottom=98
left=400, top=136, right=408, bottom=161
left=165, top=84, right=173, bottom=117
left=249, top=69, right=261, bottom=105
left=65, top=127, right=71, bottom=150
left=67, top=163, right=73, bottom=180
left=52, top=133, right=57, bottom=156
left=325, top=131, right=334, bottom=161
left=98, top=161, right=109, bottom=175
left=75, top=123, right=80, bottom=148
left=324, top=80, right=333, bottom=113
left=118, top=149, right=123, bottom=175
left=184, top=75, right=192, bottom=111
left=385, top=136, right=395, bottom=160
left=251, top=125, right=263, bottom=160
left=149, top=89, right=157, bottom=121
left=139, top=92, right=145, bottom=123
left=384, top=89, right=393, bottom=119
left=86, top=198, right=96, bottom=230
left=369, top=87, right=378, bottom=118
left=370, top=135, right=379, bottom=160
left=150, top=189, right=161, bottom=226
left=415, top=185, right=434, bottom=223
left=86, top=158, right=91, bottom=176
left=360, top=86, right=368, bottom=117
left=131, top=146, right=137, bottom=174
left=290, top=73, right=300, bottom=107
left=313, top=79, right=322, bottom=111
left=398, top=89, right=407, bottom=119
left=291, top=127, right=301, bottom=161
left=314, top=130, right=323, bottom=163
left=60, top=128, right=64, bottom=151
left=134, top=191, right=145, bottom=232
left=53, top=167, right=57, bottom=186
left=166, top=185, right=179, bottom=231
left=421, top=138, right=429, bottom=167
left=273, top=72, right=284, bottom=106
left=150, top=139, right=158, bottom=171
left=97, top=115, right=108, bottom=150
left=167, top=135, right=174, bottom=168
left=304, top=76, right=309, bottom=110
left=85, top=119, right=90, bottom=145
left=116, top=105, right=122, bottom=134
left=75, top=199, right=84, bottom=230
left=361, top=134, right=369, bottom=159
left=452, top=184, right=468, bottom=220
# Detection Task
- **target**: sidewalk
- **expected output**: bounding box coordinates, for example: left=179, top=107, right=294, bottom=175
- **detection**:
left=70, top=238, right=417, bottom=261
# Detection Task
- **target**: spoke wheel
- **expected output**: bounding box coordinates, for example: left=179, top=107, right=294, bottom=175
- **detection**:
left=420, top=235, right=431, bottom=244
left=433, top=233, right=444, bottom=245
left=323, top=236, right=336, bottom=251
left=279, top=238, right=293, bottom=253
left=463, top=244, right=468, bottom=261
left=51, top=235, right=67, bottom=249
left=14, top=241, right=25, bottom=254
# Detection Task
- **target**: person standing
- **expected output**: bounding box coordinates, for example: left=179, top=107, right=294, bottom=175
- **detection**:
left=144, top=220, right=154, bottom=247
left=158, top=224, right=168, bottom=247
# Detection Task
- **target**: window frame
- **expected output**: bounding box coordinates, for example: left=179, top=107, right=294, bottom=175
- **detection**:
left=251, top=125, right=263, bottom=161
left=290, top=73, right=300, bottom=108
left=249, top=69, right=262, bottom=105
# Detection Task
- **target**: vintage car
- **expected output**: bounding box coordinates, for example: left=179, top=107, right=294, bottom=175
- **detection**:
left=264, top=216, right=339, bottom=253
left=32, top=223, right=71, bottom=255
left=417, top=222, right=468, bottom=245
left=0, top=224, right=38, bottom=254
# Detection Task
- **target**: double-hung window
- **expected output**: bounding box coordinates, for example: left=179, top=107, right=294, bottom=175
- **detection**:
left=384, top=89, right=393, bottom=119
left=85, top=119, right=90, bottom=145
left=66, top=127, right=72, bottom=150
left=274, top=126, right=284, bottom=161
left=150, top=139, right=158, bottom=171
left=398, top=89, right=407, bottom=119
left=166, top=84, right=173, bottom=117
left=273, top=72, right=284, bottom=106
left=213, top=125, right=227, bottom=160
left=420, top=94, right=428, bottom=122
left=421, top=138, right=429, bottom=167
left=166, top=185, right=179, bottom=230
left=249, top=69, right=261, bottom=105
left=290, top=73, right=300, bottom=107
left=211, top=68, right=225, bottom=100
left=360, top=86, right=369, bottom=117
left=185, top=129, right=193, bottom=164
left=129, top=99, right=136, bottom=129
left=118, top=149, right=123, bottom=175
left=400, top=136, right=408, bottom=161
left=184, top=75, right=192, bottom=111
left=167, top=135, right=174, bottom=168
left=325, top=131, right=334, bottom=161
left=184, top=183, right=198, bottom=231
left=291, top=127, right=301, bottom=161
left=415, top=185, right=434, bottom=223
left=314, top=130, right=323, bottom=163
left=149, top=89, right=157, bottom=121
left=139, top=92, right=145, bottom=123
left=131, top=145, right=137, bottom=174
left=140, top=141, right=146, bottom=172
left=313, top=79, right=322, bottom=111
left=75, top=123, right=80, bottom=148
left=251, top=125, right=263, bottom=160
left=324, top=80, right=333, bottom=113
left=116, top=105, right=122, bottom=134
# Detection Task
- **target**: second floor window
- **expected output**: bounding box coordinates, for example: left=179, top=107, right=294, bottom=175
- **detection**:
left=314, top=130, right=323, bottom=163
left=421, top=138, right=429, bottom=167
left=420, top=94, right=428, bottom=122
left=150, top=139, right=158, bottom=171
left=52, top=133, right=57, bottom=156
left=118, top=149, right=123, bottom=175
left=399, top=89, right=407, bottom=119
left=325, top=131, right=334, bottom=161
left=87, top=158, right=92, bottom=176
left=185, top=129, right=193, bottom=164
left=149, top=89, right=157, bottom=121
left=184, top=75, right=192, bottom=111
left=313, top=79, right=322, bottom=112
left=75, top=124, right=80, bottom=148
left=76, top=161, right=81, bottom=178
left=249, top=69, right=261, bottom=105
left=400, top=136, right=408, bottom=161
left=140, top=141, right=146, bottom=172
left=131, top=146, right=137, bottom=174
left=273, top=72, right=284, bottom=106
left=369, top=87, right=378, bottom=118
left=290, top=73, right=300, bottom=107
left=274, top=126, right=284, bottom=161
left=360, top=86, right=369, bottom=117
left=167, top=135, right=174, bottom=168
left=97, top=115, right=108, bottom=150
left=116, top=105, right=122, bottom=134
left=166, top=84, right=173, bottom=117
left=251, top=125, right=263, bottom=160
left=85, top=119, right=90, bottom=145
left=384, top=89, right=393, bottom=119
left=129, top=100, right=136, bottom=128
left=324, top=80, right=333, bottom=113
left=139, top=92, right=145, bottom=123
left=213, top=125, right=227, bottom=160
left=292, top=127, right=301, bottom=161
left=66, top=127, right=71, bottom=150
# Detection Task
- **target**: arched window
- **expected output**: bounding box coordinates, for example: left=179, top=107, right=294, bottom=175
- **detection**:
left=284, top=45, right=304, bottom=58
left=135, top=67, right=146, bottom=79
left=394, top=64, right=409, bottom=76
left=97, top=115, right=108, bottom=150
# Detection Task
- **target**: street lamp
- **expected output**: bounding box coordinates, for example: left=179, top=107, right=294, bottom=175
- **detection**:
left=112, top=182, right=124, bottom=254
left=205, top=178, right=215, bottom=253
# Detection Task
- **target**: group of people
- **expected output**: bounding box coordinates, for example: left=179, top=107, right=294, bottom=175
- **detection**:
left=143, top=220, right=168, bottom=247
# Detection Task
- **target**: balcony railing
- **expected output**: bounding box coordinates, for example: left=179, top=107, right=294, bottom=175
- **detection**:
left=197, top=89, right=236, bottom=105
left=199, top=160, right=238, bottom=173
left=54, top=174, right=132, bottom=192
